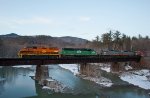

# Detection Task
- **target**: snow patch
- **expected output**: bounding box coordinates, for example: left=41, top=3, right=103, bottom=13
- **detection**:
left=28, top=72, right=35, bottom=77
left=13, top=65, right=32, bottom=68
left=99, top=63, right=111, bottom=72
left=120, top=69, right=150, bottom=90
left=125, top=65, right=133, bottom=70
left=83, top=76, right=113, bottom=87
left=46, top=78, right=54, bottom=82
left=59, top=64, right=79, bottom=75
left=42, top=86, right=51, bottom=89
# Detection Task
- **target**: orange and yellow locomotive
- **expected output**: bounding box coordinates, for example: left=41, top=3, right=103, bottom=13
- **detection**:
left=18, top=46, right=60, bottom=58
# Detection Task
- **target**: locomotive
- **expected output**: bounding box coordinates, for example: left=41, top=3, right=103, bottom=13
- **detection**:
left=61, top=48, right=97, bottom=57
left=18, top=46, right=59, bottom=58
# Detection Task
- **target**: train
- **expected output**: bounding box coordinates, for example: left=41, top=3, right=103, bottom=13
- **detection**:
left=18, top=46, right=140, bottom=58
left=18, top=46, right=97, bottom=58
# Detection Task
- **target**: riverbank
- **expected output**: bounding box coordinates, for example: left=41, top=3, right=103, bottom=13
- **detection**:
left=30, top=76, right=70, bottom=93
left=59, top=63, right=150, bottom=90
left=99, top=63, right=150, bottom=90
left=59, top=64, right=113, bottom=87
left=120, top=69, right=150, bottom=90
left=42, top=78, right=70, bottom=93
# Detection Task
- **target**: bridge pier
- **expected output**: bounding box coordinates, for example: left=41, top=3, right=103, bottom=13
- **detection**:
left=35, top=65, right=49, bottom=85
left=80, top=63, right=91, bottom=76
left=80, top=63, right=87, bottom=75
left=110, top=62, right=125, bottom=72
left=79, top=63, right=101, bottom=77
left=34, top=65, right=66, bottom=92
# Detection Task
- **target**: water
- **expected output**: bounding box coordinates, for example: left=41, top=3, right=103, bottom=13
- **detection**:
left=0, top=65, right=149, bottom=98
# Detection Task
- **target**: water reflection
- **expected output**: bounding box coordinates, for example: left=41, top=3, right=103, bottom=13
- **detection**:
left=101, top=85, right=150, bottom=98
left=0, top=66, right=36, bottom=98
left=26, top=81, right=98, bottom=98
left=0, top=78, right=5, bottom=95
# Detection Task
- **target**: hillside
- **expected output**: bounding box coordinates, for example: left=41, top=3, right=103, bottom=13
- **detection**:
left=0, top=33, right=89, bottom=57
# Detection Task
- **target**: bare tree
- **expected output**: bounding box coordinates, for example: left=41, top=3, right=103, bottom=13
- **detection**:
left=113, top=30, right=121, bottom=50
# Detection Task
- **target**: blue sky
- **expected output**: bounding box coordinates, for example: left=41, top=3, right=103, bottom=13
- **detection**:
left=0, top=0, right=150, bottom=40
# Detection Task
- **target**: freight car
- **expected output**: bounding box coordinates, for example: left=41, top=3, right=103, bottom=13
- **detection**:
left=60, top=48, right=97, bottom=57
left=101, top=50, right=135, bottom=56
left=18, top=46, right=60, bottom=58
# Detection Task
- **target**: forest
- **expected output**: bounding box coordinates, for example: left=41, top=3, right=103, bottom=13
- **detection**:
left=0, top=31, right=150, bottom=57
left=89, top=30, right=150, bottom=54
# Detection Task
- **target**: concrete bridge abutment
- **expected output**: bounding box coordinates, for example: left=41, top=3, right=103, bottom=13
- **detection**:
left=110, top=62, right=125, bottom=72
left=35, top=65, right=49, bottom=85
left=79, top=63, right=101, bottom=77
left=80, top=63, right=87, bottom=75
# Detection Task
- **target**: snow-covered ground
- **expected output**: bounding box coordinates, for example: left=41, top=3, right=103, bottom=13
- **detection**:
left=28, top=72, right=35, bottom=76
left=13, top=65, right=32, bottom=68
left=83, top=76, right=113, bottom=87
left=120, top=69, right=150, bottom=90
left=46, top=78, right=54, bottom=82
left=99, top=63, right=111, bottom=72
left=125, top=65, right=133, bottom=70
left=98, top=63, right=150, bottom=90
left=59, top=64, right=79, bottom=75
left=99, top=63, right=133, bottom=72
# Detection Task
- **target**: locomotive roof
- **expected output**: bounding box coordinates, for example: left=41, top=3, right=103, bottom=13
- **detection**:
left=25, top=46, right=58, bottom=49
left=62, top=48, right=94, bottom=51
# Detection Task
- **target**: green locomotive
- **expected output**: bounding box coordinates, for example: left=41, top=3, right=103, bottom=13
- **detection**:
left=60, top=48, right=97, bottom=57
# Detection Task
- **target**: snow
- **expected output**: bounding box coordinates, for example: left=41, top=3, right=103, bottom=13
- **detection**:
left=13, top=65, right=32, bottom=68
left=133, top=70, right=150, bottom=76
left=101, top=66, right=110, bottom=73
left=42, top=80, right=68, bottom=93
left=46, top=78, right=54, bottom=82
left=28, top=72, right=35, bottom=76
left=120, top=69, right=150, bottom=90
left=59, top=64, right=79, bottom=75
left=125, top=65, right=133, bottom=70
left=99, top=63, right=111, bottom=72
left=83, top=76, right=113, bottom=87
left=42, top=86, right=51, bottom=89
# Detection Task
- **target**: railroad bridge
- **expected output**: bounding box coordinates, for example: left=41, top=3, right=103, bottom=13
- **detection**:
left=0, top=55, right=141, bottom=75
left=0, top=55, right=142, bottom=85
left=0, top=55, right=141, bottom=66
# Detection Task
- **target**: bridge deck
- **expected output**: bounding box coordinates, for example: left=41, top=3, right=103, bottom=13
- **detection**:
left=0, top=55, right=141, bottom=66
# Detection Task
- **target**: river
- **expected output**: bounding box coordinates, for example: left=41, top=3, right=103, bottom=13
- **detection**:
left=0, top=65, right=149, bottom=98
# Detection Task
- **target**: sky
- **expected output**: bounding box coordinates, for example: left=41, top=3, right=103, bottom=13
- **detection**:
left=0, top=0, right=150, bottom=40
